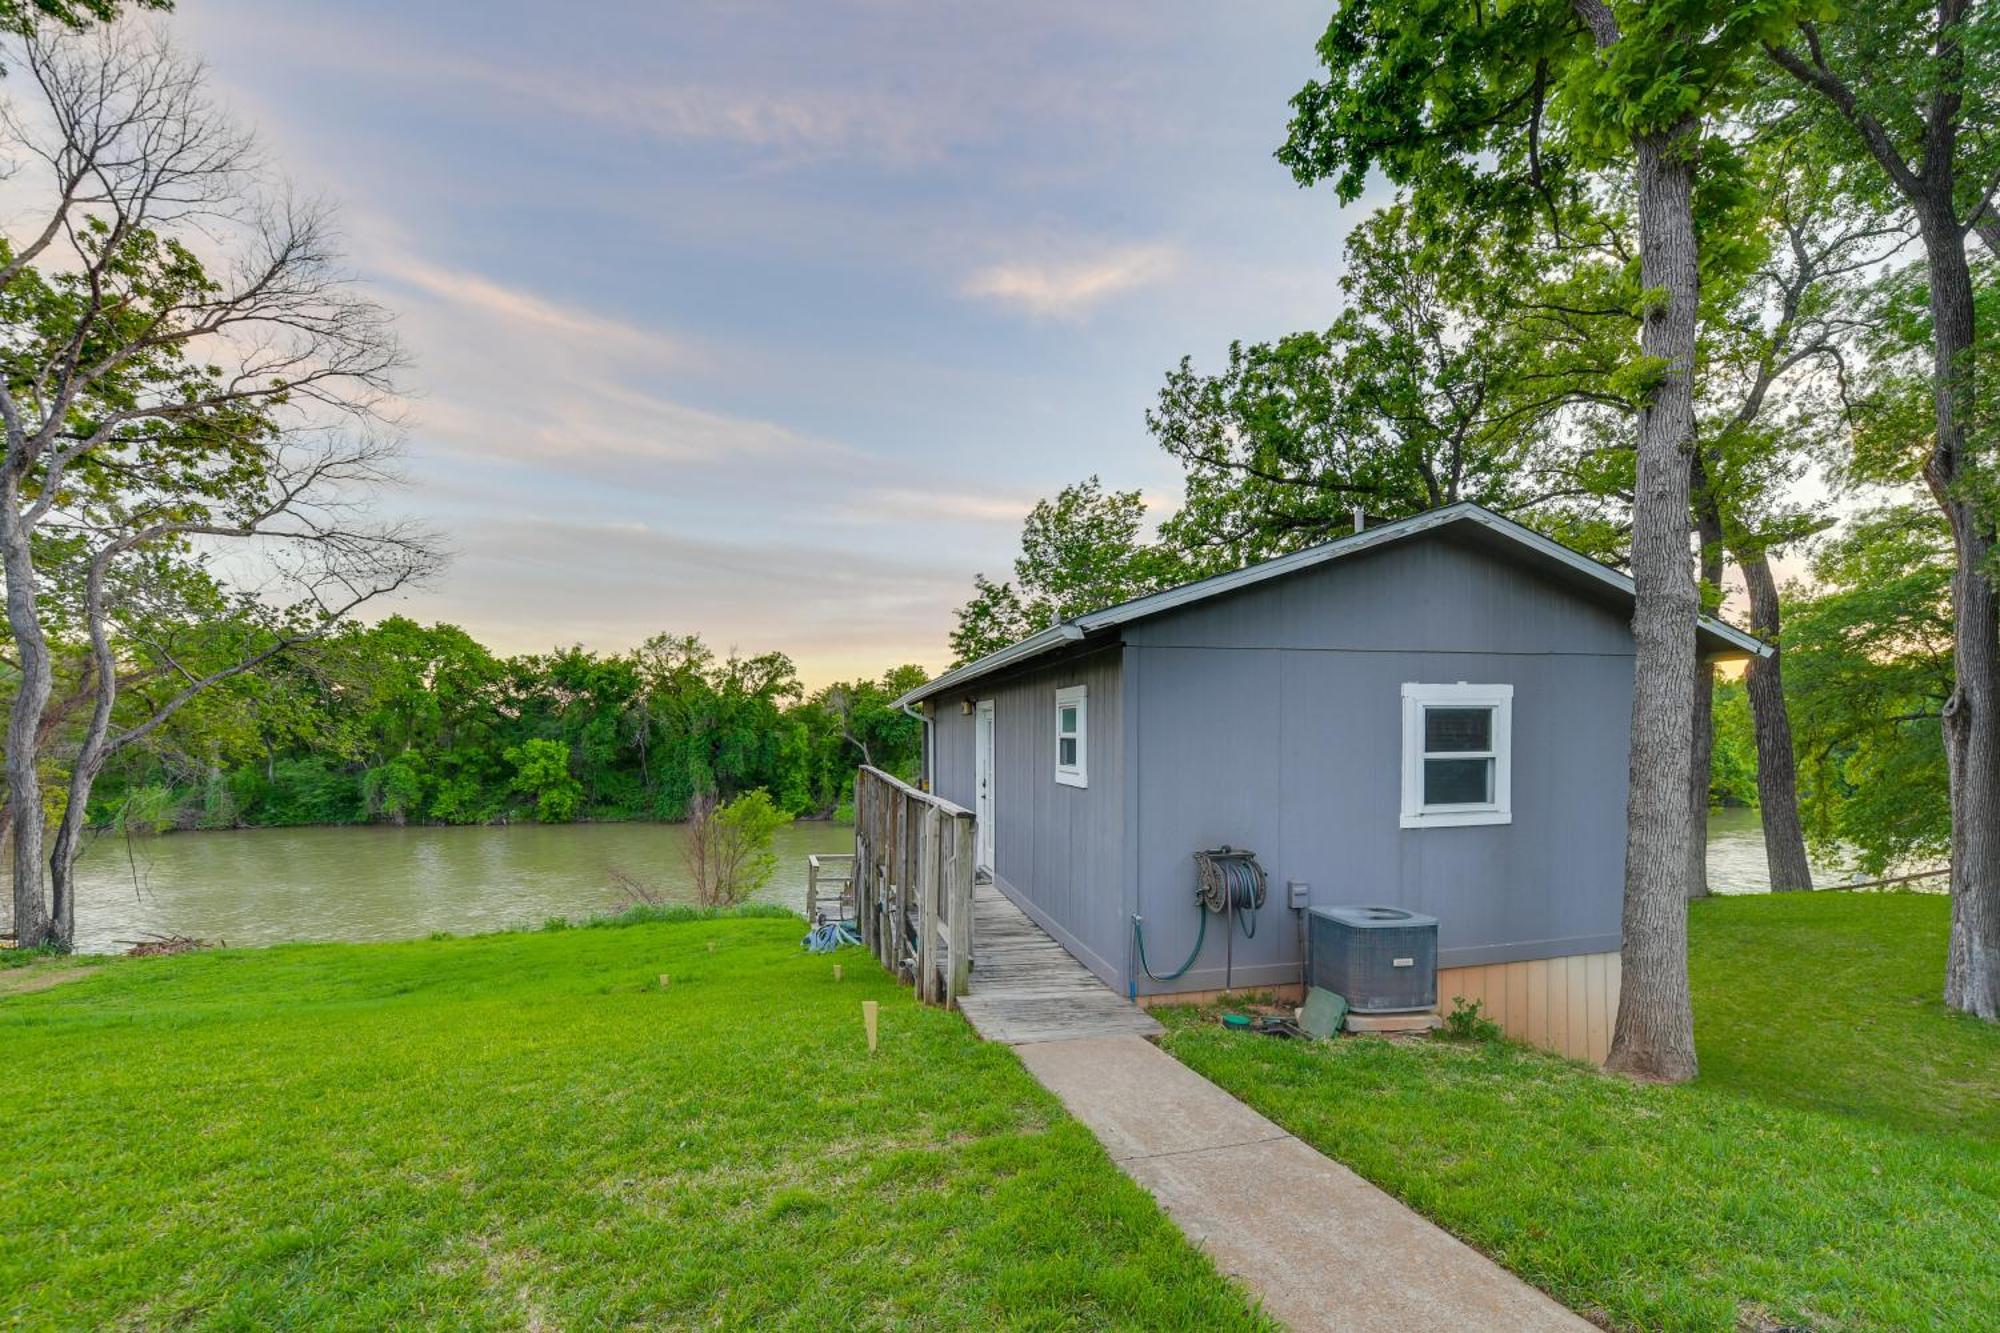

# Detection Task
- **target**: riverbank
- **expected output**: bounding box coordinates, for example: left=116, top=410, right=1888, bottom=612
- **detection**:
left=1158, top=891, right=1999, bottom=1331
left=0, top=908, right=1267, bottom=1330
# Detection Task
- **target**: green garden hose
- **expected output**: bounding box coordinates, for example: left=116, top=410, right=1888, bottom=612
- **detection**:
left=1133, top=905, right=1207, bottom=983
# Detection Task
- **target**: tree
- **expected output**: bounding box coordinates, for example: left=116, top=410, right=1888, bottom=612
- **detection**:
left=1282, top=0, right=1792, bottom=1079
left=0, top=24, right=439, bottom=946
left=1149, top=204, right=1616, bottom=570
left=949, top=477, right=1184, bottom=663
left=504, top=739, right=581, bottom=823
left=819, top=664, right=926, bottom=782
left=1687, top=157, right=1903, bottom=894
left=1785, top=506, right=1956, bottom=872
left=682, top=788, right=791, bottom=908
left=0, top=1, right=165, bottom=36
left=1762, top=0, right=2000, bottom=1016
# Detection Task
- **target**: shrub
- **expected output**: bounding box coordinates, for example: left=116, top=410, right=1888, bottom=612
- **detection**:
left=361, top=755, right=426, bottom=824
left=1441, top=995, right=1502, bottom=1042
left=682, top=788, right=792, bottom=907
left=111, top=783, right=181, bottom=835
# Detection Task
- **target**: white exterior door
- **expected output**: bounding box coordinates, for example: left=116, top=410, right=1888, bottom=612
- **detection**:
left=974, top=699, right=995, bottom=873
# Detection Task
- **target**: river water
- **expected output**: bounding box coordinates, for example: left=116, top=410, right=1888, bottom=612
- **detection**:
left=63, top=820, right=855, bottom=955
left=49, top=809, right=1850, bottom=955
left=1703, top=806, right=1856, bottom=894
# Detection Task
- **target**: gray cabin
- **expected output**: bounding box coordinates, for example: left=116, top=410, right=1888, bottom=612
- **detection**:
left=893, top=503, right=1765, bottom=1061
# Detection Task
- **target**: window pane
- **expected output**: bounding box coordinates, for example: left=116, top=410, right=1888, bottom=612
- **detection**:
left=1059, top=737, right=1078, bottom=767
left=1424, top=706, right=1492, bottom=754
left=1059, top=705, right=1078, bottom=734
left=1424, top=757, right=1492, bottom=805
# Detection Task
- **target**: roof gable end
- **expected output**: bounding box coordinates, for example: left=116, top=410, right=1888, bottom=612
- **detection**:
left=896, top=503, right=1767, bottom=708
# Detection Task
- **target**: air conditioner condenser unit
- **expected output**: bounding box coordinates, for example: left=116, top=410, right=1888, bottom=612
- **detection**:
left=1309, top=906, right=1438, bottom=1014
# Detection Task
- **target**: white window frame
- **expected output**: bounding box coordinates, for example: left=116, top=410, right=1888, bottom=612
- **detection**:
left=1054, top=684, right=1088, bottom=788
left=1400, top=682, right=1512, bottom=828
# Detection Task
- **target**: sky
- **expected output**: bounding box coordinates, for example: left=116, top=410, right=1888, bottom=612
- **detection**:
left=168, top=1, right=1358, bottom=686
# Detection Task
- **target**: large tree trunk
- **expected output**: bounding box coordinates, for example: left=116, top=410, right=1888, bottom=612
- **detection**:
left=1689, top=656, right=1715, bottom=898
left=1607, top=121, right=1703, bottom=1081
left=0, top=481, right=53, bottom=947
left=1738, top=550, right=1813, bottom=891
left=47, top=555, right=124, bottom=947
left=1918, top=209, right=2000, bottom=1020
left=1688, top=458, right=1725, bottom=900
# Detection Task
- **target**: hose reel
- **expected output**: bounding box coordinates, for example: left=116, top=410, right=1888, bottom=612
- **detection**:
left=1132, top=844, right=1270, bottom=989
left=1195, top=845, right=1267, bottom=938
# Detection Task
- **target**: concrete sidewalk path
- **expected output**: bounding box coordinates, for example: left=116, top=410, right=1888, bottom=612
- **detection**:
left=1013, top=1035, right=1591, bottom=1332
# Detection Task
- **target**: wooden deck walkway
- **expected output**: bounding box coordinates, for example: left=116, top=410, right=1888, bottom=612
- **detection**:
left=955, top=881, right=1162, bottom=1045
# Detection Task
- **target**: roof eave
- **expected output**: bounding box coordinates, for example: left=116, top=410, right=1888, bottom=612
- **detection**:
left=890, top=623, right=1085, bottom=710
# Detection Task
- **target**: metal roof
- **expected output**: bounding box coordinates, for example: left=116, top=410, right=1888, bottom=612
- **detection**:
left=895, top=502, right=1771, bottom=709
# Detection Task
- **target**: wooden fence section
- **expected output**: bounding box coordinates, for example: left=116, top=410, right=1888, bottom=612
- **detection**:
left=853, top=765, right=975, bottom=1008
left=804, top=853, right=855, bottom=924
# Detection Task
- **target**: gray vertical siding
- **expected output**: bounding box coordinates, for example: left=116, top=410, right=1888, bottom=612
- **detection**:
left=931, top=701, right=976, bottom=811
left=928, top=644, right=1128, bottom=985
left=1121, top=533, right=1633, bottom=995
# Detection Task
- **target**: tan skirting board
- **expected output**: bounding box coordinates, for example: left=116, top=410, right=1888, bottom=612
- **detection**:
left=1137, top=952, right=1621, bottom=1064
left=1439, top=952, right=1621, bottom=1063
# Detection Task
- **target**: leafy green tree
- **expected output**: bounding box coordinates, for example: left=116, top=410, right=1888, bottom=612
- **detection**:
left=504, top=739, right=583, bottom=824
left=816, top=663, right=926, bottom=793
left=1281, top=0, right=1798, bottom=1080
left=950, top=477, right=1185, bottom=663
left=1151, top=204, right=1614, bottom=569
left=683, top=789, right=792, bottom=907
left=1709, top=680, right=1761, bottom=810
left=1785, top=506, right=1955, bottom=874
left=1761, top=0, right=2000, bottom=1017
left=1, top=26, right=438, bottom=948
left=1, top=0, right=166, bottom=27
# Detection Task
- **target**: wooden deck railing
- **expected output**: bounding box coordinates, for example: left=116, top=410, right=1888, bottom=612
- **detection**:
left=852, top=765, right=974, bottom=1008
left=804, top=852, right=855, bottom=924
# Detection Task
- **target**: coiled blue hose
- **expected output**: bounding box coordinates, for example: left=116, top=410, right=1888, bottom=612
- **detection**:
left=802, top=921, right=861, bottom=952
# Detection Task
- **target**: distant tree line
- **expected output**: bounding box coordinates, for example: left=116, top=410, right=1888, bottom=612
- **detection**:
left=83, top=618, right=927, bottom=833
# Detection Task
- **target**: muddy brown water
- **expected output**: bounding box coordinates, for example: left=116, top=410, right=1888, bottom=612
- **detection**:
left=41, top=810, right=1855, bottom=956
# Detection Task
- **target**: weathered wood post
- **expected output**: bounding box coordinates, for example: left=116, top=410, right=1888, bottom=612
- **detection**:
left=946, top=811, right=974, bottom=1007
left=916, top=804, right=940, bottom=1004
left=883, top=780, right=901, bottom=971
left=852, top=771, right=873, bottom=958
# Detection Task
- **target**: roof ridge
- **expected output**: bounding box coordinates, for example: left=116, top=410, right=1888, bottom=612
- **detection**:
left=894, top=504, right=1766, bottom=709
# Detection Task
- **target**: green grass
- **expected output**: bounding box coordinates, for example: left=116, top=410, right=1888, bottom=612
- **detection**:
left=1158, top=892, right=2000, bottom=1332
left=0, top=911, right=1268, bottom=1331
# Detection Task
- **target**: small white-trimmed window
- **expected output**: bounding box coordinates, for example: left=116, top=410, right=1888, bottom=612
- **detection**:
left=1400, top=683, right=1512, bottom=828
left=1054, top=684, right=1087, bottom=788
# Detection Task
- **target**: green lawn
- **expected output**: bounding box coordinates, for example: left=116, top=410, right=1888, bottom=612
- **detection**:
left=0, top=909, right=1268, bottom=1331
left=1159, top=892, right=2000, bottom=1332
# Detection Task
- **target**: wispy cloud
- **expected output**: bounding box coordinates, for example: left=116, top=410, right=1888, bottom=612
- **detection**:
left=852, top=486, right=1033, bottom=525
left=375, top=258, right=698, bottom=368
left=523, top=80, right=957, bottom=168
left=961, top=242, right=1180, bottom=318
left=387, top=515, right=968, bottom=681
left=362, top=239, right=850, bottom=476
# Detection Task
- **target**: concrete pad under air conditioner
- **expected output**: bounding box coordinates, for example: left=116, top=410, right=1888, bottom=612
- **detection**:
left=1343, top=1011, right=1441, bottom=1034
